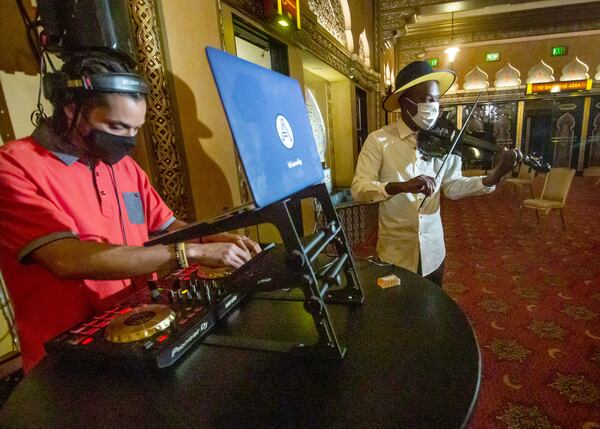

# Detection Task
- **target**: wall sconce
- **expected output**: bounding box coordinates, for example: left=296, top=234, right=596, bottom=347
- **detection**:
left=444, top=11, right=460, bottom=63
left=276, top=15, right=291, bottom=27
left=264, top=0, right=300, bottom=29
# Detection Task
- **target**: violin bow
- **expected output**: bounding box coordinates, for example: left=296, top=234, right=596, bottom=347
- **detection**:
left=418, top=92, right=483, bottom=211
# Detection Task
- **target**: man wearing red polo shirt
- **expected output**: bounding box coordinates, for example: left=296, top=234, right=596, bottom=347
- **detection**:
left=0, top=54, right=260, bottom=372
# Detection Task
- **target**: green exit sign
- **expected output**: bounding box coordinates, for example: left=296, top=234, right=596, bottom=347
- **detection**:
left=428, top=58, right=439, bottom=67
left=552, top=46, right=567, bottom=56
left=485, top=52, right=500, bottom=62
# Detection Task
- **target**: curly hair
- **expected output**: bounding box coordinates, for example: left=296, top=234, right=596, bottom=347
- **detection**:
left=46, top=52, right=145, bottom=136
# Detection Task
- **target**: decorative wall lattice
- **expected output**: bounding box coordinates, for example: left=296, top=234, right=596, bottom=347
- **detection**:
left=308, top=0, right=346, bottom=47
left=305, top=87, right=327, bottom=163
left=358, top=29, right=371, bottom=68
left=127, top=0, right=191, bottom=220
left=316, top=201, right=378, bottom=256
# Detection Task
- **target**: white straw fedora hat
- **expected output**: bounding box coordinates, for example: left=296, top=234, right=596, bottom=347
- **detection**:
left=382, top=61, right=456, bottom=112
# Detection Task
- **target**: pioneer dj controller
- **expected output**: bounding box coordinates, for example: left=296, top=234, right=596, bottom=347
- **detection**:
left=45, top=239, right=356, bottom=367
left=45, top=267, right=247, bottom=369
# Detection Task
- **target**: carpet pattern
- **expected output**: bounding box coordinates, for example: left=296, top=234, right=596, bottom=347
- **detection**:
left=442, top=176, right=600, bottom=429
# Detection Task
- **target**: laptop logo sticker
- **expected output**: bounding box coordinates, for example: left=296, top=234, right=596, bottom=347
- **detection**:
left=287, top=158, right=303, bottom=169
left=276, top=114, right=294, bottom=149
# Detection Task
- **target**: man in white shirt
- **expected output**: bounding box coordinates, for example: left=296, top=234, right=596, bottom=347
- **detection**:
left=351, top=61, right=518, bottom=286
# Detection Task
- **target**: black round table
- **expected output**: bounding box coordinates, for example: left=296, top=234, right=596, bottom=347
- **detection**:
left=0, top=261, right=480, bottom=429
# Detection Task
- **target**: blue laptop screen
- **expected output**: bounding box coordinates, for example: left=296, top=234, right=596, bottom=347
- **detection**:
left=206, top=47, right=324, bottom=208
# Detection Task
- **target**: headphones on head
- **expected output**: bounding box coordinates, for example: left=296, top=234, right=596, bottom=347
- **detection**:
left=43, top=71, right=150, bottom=102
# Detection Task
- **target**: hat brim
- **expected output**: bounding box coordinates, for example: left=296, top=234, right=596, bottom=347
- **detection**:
left=382, top=71, right=456, bottom=112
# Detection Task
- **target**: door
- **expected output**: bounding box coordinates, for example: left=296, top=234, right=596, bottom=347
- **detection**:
left=528, top=115, right=553, bottom=162
left=523, top=99, right=553, bottom=166
left=550, top=98, right=584, bottom=169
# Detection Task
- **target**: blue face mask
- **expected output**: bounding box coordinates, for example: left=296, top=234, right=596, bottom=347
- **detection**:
left=87, top=128, right=137, bottom=165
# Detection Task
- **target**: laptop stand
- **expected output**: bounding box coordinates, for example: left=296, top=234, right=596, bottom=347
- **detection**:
left=146, top=183, right=364, bottom=360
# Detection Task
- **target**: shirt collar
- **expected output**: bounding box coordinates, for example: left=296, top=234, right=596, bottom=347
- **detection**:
left=32, top=123, right=85, bottom=166
left=394, top=116, right=419, bottom=140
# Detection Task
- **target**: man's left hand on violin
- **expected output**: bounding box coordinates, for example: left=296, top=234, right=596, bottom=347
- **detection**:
left=482, top=148, right=522, bottom=187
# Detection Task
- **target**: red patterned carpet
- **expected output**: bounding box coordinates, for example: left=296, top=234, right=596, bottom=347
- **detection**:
left=441, top=175, right=600, bottom=429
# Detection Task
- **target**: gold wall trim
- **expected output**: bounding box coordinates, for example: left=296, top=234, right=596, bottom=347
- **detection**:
left=579, top=96, right=592, bottom=171
left=516, top=100, right=525, bottom=151
left=128, top=0, right=192, bottom=220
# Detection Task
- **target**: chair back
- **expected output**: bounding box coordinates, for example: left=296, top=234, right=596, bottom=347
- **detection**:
left=516, top=162, right=536, bottom=181
left=540, top=168, right=575, bottom=205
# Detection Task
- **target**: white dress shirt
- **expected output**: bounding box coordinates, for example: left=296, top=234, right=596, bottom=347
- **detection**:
left=351, top=118, right=494, bottom=276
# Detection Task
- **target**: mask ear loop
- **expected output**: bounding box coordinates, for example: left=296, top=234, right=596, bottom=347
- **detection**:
left=65, top=100, right=89, bottom=158
left=405, top=97, right=418, bottom=107
left=64, top=98, right=97, bottom=162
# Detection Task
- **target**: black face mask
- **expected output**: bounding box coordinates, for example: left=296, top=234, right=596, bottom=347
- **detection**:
left=86, top=128, right=137, bottom=165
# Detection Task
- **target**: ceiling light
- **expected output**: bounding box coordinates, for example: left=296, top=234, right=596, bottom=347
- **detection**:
left=444, top=11, right=460, bottom=63
left=444, top=46, right=460, bottom=62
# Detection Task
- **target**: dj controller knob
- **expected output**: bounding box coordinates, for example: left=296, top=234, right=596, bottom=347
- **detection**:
left=146, top=280, right=162, bottom=301
left=189, top=284, right=202, bottom=301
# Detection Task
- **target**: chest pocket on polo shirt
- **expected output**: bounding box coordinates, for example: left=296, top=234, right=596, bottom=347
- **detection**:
left=122, top=192, right=145, bottom=225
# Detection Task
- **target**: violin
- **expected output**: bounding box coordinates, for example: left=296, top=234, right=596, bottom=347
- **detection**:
left=417, top=116, right=551, bottom=173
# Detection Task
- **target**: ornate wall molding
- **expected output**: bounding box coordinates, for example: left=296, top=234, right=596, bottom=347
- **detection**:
left=127, top=0, right=192, bottom=220
left=308, top=0, right=347, bottom=47
left=358, top=29, right=371, bottom=68
left=398, top=21, right=600, bottom=54
left=296, top=12, right=379, bottom=92
left=222, top=0, right=379, bottom=92
left=394, top=4, right=600, bottom=55
left=227, top=0, right=265, bottom=16
left=374, top=0, right=382, bottom=127
left=442, top=89, right=525, bottom=106
left=443, top=80, right=600, bottom=106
